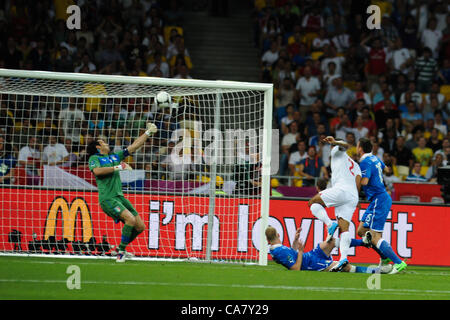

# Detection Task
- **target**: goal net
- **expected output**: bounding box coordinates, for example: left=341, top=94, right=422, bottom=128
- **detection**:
left=0, top=69, right=273, bottom=265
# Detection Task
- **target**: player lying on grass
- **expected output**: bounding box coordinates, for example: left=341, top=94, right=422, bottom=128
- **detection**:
left=266, top=226, right=386, bottom=273
left=87, top=122, right=158, bottom=262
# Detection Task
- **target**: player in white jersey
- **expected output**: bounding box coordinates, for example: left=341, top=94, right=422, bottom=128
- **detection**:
left=308, top=136, right=361, bottom=270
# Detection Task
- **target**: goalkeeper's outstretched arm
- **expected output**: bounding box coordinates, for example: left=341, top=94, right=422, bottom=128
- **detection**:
left=127, top=122, right=158, bottom=154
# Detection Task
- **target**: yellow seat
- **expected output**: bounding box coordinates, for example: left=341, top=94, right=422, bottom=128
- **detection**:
left=420, top=165, right=429, bottom=177
left=440, top=85, right=450, bottom=102
left=311, top=51, right=323, bottom=60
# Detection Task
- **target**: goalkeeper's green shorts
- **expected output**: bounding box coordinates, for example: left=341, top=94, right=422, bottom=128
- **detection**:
left=100, top=196, right=139, bottom=223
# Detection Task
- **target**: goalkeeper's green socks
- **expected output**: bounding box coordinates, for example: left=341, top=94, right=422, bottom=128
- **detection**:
left=129, top=227, right=142, bottom=243
left=118, top=224, right=134, bottom=252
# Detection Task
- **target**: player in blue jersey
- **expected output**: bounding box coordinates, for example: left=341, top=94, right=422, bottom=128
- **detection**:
left=266, top=226, right=382, bottom=273
left=355, top=138, right=407, bottom=274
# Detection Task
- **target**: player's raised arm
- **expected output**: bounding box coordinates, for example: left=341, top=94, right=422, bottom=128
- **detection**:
left=290, top=228, right=304, bottom=270
left=127, top=122, right=158, bottom=154
left=322, top=136, right=350, bottom=149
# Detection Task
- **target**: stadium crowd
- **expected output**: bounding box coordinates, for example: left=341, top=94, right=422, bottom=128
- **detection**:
left=0, top=0, right=195, bottom=186
left=254, top=0, right=450, bottom=191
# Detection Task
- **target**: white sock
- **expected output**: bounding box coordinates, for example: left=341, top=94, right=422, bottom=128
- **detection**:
left=339, top=231, right=351, bottom=261
left=310, top=203, right=332, bottom=228
left=334, top=237, right=340, bottom=248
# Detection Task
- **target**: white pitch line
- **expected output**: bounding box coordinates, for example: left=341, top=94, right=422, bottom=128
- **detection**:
left=1, top=279, right=449, bottom=297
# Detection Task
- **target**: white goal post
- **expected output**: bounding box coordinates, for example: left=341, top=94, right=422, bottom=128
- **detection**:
left=0, top=69, right=273, bottom=265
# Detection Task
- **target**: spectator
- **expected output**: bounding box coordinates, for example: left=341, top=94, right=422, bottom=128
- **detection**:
left=280, top=104, right=297, bottom=135
left=74, top=53, right=96, bottom=73
left=392, top=136, right=414, bottom=168
left=420, top=17, right=442, bottom=59
left=97, top=36, right=123, bottom=69
left=311, top=28, right=330, bottom=51
left=383, top=165, right=401, bottom=195
left=374, top=99, right=400, bottom=132
left=361, top=35, right=388, bottom=92
left=308, top=123, right=327, bottom=147
left=18, top=136, right=41, bottom=185
left=400, top=15, right=419, bottom=50
left=295, top=66, right=321, bottom=122
left=261, top=42, right=279, bottom=67
left=335, top=113, right=354, bottom=140
left=414, top=47, right=438, bottom=93
left=322, top=61, right=341, bottom=89
left=386, top=37, right=414, bottom=80
left=360, top=106, right=377, bottom=137
left=301, top=7, right=324, bottom=33
left=0, top=135, right=16, bottom=185
left=2, top=37, right=23, bottom=69
left=401, top=101, right=423, bottom=128
left=324, top=77, right=354, bottom=116
left=412, top=137, right=433, bottom=167
left=437, top=58, right=450, bottom=85
left=42, top=135, right=70, bottom=166
left=399, top=81, right=423, bottom=107
left=426, top=128, right=443, bottom=153
left=405, top=162, right=427, bottom=182
left=380, top=128, right=397, bottom=155
left=295, top=146, right=328, bottom=186
left=275, top=78, right=296, bottom=110
left=434, top=111, right=447, bottom=136
left=320, top=45, right=345, bottom=76
left=352, top=115, right=369, bottom=142
left=288, top=140, right=308, bottom=176
left=345, top=132, right=357, bottom=160
left=58, top=98, right=85, bottom=145
left=425, top=153, right=445, bottom=183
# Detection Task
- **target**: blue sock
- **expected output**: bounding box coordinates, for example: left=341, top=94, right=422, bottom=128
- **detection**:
left=372, top=246, right=388, bottom=260
left=350, top=239, right=364, bottom=247
left=355, top=266, right=379, bottom=274
left=377, top=239, right=402, bottom=264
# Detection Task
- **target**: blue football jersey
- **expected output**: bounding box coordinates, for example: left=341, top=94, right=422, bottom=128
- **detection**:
left=269, top=244, right=298, bottom=269
left=359, top=154, right=388, bottom=200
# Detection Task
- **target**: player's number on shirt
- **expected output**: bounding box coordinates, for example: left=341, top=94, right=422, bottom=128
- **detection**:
left=348, top=159, right=355, bottom=176
left=375, top=162, right=384, bottom=184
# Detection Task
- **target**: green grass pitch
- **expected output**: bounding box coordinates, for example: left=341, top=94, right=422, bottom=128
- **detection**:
left=0, top=256, right=449, bottom=300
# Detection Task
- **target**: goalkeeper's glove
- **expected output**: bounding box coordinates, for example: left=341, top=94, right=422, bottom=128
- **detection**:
left=114, top=162, right=132, bottom=171
left=145, top=122, right=158, bottom=136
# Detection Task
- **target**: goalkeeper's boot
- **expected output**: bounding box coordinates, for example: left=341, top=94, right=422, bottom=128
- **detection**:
left=379, top=258, right=393, bottom=274
left=326, top=222, right=338, bottom=243
left=362, top=231, right=373, bottom=248
left=116, top=251, right=126, bottom=263
left=388, top=261, right=407, bottom=274
left=329, top=258, right=349, bottom=272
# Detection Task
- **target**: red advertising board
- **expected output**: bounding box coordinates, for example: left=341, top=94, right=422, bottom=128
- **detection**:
left=1, top=187, right=449, bottom=266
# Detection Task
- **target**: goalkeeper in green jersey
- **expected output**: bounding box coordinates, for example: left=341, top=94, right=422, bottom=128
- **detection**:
left=87, top=122, right=158, bottom=262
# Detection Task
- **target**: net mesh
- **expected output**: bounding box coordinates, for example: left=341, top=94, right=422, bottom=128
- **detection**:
left=0, top=72, right=271, bottom=263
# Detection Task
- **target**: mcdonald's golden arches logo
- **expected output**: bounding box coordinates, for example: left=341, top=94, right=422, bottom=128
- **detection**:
left=44, top=197, right=93, bottom=242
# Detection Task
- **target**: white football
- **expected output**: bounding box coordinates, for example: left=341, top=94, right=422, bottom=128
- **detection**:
left=156, top=91, right=171, bottom=108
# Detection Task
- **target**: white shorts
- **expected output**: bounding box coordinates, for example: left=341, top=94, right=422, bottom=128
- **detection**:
left=319, top=186, right=358, bottom=222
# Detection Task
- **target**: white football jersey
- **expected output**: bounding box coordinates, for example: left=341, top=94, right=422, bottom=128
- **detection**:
left=330, top=146, right=361, bottom=195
